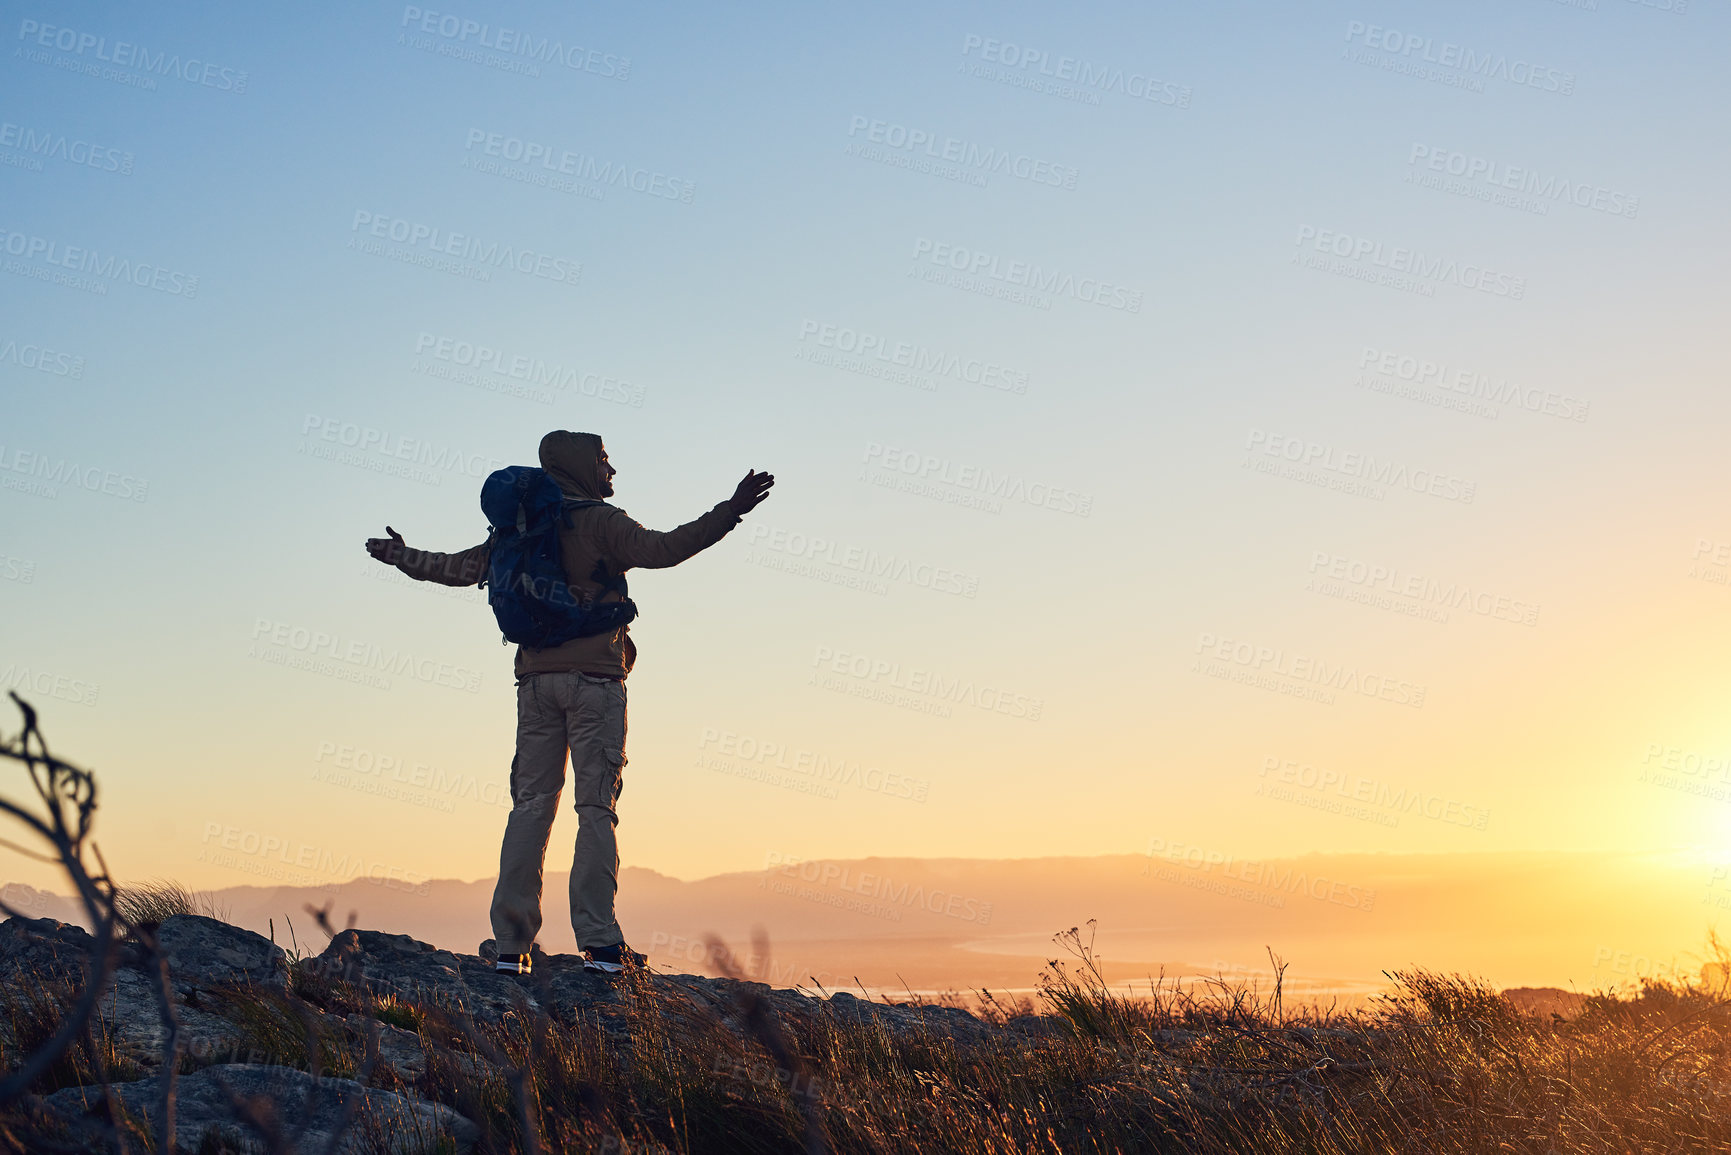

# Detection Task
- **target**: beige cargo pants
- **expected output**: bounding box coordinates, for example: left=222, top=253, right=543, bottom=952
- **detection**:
left=489, top=671, right=627, bottom=953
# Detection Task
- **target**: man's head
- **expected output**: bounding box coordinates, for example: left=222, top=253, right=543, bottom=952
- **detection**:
left=539, top=430, right=615, bottom=500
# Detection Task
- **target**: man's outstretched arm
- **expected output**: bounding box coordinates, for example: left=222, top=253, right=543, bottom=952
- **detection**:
left=601, top=469, right=775, bottom=570
left=365, top=526, right=491, bottom=586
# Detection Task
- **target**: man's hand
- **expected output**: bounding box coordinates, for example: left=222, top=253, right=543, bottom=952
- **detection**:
left=728, top=470, right=775, bottom=518
left=365, top=526, right=407, bottom=565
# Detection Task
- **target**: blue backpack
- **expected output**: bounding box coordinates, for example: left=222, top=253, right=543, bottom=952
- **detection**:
left=478, top=466, right=638, bottom=648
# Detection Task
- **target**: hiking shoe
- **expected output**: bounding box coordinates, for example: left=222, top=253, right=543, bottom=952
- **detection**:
left=582, top=943, right=646, bottom=973
left=494, top=952, right=533, bottom=975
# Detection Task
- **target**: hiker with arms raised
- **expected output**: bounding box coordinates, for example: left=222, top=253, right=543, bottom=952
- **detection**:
left=364, top=431, right=774, bottom=974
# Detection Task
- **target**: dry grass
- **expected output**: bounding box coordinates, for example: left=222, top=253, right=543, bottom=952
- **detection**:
left=112, top=879, right=229, bottom=928
left=2, top=923, right=1730, bottom=1152
left=202, top=927, right=1731, bottom=1152
left=0, top=977, right=146, bottom=1096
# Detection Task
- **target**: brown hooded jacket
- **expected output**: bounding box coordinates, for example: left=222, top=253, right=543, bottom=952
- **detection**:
left=391, top=431, right=740, bottom=679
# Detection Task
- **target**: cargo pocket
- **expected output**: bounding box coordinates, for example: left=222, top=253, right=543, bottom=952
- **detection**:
left=603, top=679, right=627, bottom=809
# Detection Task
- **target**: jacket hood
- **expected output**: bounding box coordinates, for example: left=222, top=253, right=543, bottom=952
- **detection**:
left=539, top=430, right=607, bottom=500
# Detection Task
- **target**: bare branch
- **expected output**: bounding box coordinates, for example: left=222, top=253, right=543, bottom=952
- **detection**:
left=317, top=1019, right=384, bottom=1155
left=0, top=696, right=123, bottom=1107
left=216, top=1076, right=292, bottom=1155
left=134, top=926, right=181, bottom=1155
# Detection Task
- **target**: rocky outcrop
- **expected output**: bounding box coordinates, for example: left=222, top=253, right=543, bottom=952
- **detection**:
left=0, top=916, right=106, bottom=986
left=312, top=928, right=615, bottom=1022
left=43, top=1064, right=479, bottom=1153
left=814, top=987, right=991, bottom=1042
left=156, top=913, right=288, bottom=996
left=100, top=967, right=252, bottom=1071
left=345, top=1013, right=427, bottom=1080
left=1, top=913, right=989, bottom=1151
left=316, top=929, right=989, bottom=1041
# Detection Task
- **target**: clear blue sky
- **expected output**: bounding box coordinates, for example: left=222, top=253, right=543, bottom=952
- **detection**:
left=2, top=0, right=1728, bottom=892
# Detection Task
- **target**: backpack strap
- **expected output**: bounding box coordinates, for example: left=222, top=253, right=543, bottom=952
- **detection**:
left=589, top=557, right=629, bottom=599
left=476, top=525, right=500, bottom=590
left=555, top=499, right=630, bottom=607
left=559, top=497, right=606, bottom=527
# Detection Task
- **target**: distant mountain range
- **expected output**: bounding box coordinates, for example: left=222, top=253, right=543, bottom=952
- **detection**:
left=4, top=850, right=1714, bottom=997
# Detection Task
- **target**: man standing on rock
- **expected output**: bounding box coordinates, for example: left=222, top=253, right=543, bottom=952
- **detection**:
left=365, top=431, right=774, bottom=974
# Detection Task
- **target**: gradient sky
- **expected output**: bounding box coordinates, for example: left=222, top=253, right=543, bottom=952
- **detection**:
left=2, top=0, right=1728, bottom=902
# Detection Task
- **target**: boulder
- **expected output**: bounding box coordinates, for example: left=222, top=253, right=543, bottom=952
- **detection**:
left=344, top=1013, right=428, bottom=1081
left=42, top=1063, right=479, bottom=1153
left=315, top=930, right=621, bottom=1024
left=98, top=967, right=251, bottom=1071
left=654, top=973, right=989, bottom=1044
left=156, top=914, right=287, bottom=996
left=0, top=916, right=106, bottom=987
left=534, top=949, right=628, bottom=1023
left=817, top=988, right=989, bottom=1041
